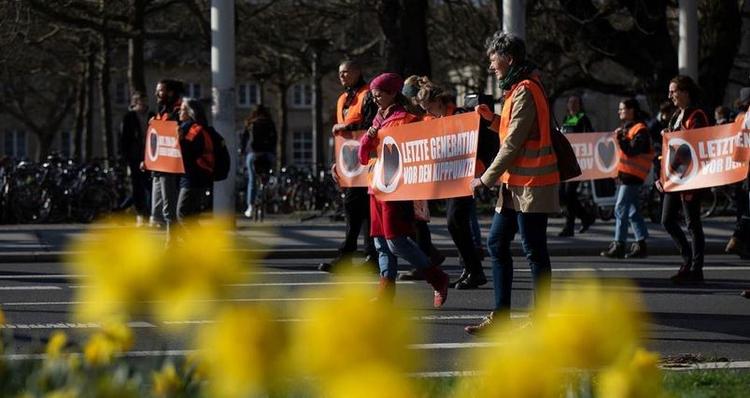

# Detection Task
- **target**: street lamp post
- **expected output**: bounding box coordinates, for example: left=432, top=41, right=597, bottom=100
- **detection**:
left=306, top=38, right=329, bottom=174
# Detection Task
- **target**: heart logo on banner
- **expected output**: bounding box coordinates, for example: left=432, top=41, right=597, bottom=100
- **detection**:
left=340, top=143, right=360, bottom=173
left=149, top=130, right=158, bottom=160
left=382, top=143, right=400, bottom=188
left=597, top=140, right=616, bottom=169
left=668, top=143, right=694, bottom=179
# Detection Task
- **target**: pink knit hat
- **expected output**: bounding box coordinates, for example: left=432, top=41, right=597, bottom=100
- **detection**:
left=370, top=73, right=404, bottom=95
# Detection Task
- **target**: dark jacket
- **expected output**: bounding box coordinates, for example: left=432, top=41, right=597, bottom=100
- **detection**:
left=241, top=117, right=277, bottom=154
left=120, top=109, right=155, bottom=166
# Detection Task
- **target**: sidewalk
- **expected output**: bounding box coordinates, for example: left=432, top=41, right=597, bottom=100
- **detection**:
left=0, top=214, right=739, bottom=263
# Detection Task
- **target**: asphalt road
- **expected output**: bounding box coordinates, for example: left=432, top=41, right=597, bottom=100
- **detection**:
left=0, top=255, right=748, bottom=373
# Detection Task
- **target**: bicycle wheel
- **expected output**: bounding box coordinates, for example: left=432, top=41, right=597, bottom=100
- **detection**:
left=74, top=185, right=114, bottom=223
left=700, top=189, right=718, bottom=218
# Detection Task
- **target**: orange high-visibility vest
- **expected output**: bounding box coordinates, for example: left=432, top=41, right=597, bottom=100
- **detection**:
left=616, top=122, right=653, bottom=180
left=336, top=85, right=369, bottom=124
left=498, top=79, right=559, bottom=186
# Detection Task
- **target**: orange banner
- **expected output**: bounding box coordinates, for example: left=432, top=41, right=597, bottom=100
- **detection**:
left=732, top=129, right=750, bottom=163
left=565, top=132, right=620, bottom=181
left=334, top=130, right=369, bottom=187
left=144, top=120, right=185, bottom=174
left=661, top=123, right=748, bottom=192
left=371, top=112, right=480, bottom=201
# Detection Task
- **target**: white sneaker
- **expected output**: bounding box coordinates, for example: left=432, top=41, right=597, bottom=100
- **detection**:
left=136, top=215, right=145, bottom=227
left=243, top=206, right=253, bottom=218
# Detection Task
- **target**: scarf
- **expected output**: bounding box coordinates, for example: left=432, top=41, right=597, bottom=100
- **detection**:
left=498, top=61, right=537, bottom=91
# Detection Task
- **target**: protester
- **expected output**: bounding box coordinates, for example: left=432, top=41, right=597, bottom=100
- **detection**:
left=726, top=87, right=750, bottom=258
left=151, top=79, right=184, bottom=245
left=176, top=98, right=213, bottom=221
left=714, top=105, right=731, bottom=125
left=416, top=77, right=487, bottom=289
left=119, top=91, right=154, bottom=226
left=600, top=98, right=652, bottom=258
left=465, top=32, right=559, bottom=334
left=358, top=72, right=449, bottom=306
left=320, top=60, right=378, bottom=273
left=558, top=94, right=595, bottom=237
left=658, top=75, right=709, bottom=284
left=240, top=105, right=277, bottom=218
left=396, top=75, right=445, bottom=281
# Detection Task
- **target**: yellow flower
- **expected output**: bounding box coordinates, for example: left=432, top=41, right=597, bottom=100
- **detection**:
left=43, top=389, right=78, bottom=398
left=152, top=362, right=182, bottom=398
left=290, top=276, right=420, bottom=378
left=537, top=278, right=644, bottom=369
left=456, top=327, right=563, bottom=398
left=83, top=333, right=117, bottom=367
left=45, top=331, right=67, bottom=359
left=153, top=218, right=248, bottom=323
left=597, top=348, right=667, bottom=398
left=83, top=322, right=133, bottom=367
left=67, top=219, right=163, bottom=322
left=0, top=307, right=6, bottom=325
left=324, top=364, right=416, bottom=398
left=195, top=306, right=287, bottom=398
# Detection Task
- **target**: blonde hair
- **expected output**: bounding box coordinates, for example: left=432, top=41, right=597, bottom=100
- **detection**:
left=415, top=76, right=453, bottom=106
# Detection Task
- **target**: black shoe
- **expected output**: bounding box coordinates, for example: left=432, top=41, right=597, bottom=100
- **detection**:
left=741, top=290, right=750, bottom=299
left=448, top=270, right=469, bottom=288
left=455, top=272, right=488, bottom=290
left=398, top=268, right=425, bottom=281
left=670, top=266, right=704, bottom=284
left=600, top=241, right=625, bottom=258
left=558, top=225, right=574, bottom=237
left=624, top=240, right=648, bottom=259
left=362, top=254, right=380, bottom=274
left=317, top=255, right=350, bottom=273
left=579, top=215, right=595, bottom=233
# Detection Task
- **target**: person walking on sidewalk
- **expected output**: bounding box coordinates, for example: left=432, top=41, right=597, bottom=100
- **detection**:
left=176, top=98, right=213, bottom=221
left=658, top=75, right=709, bottom=284
left=120, top=91, right=154, bottom=227
left=151, top=79, right=184, bottom=246
left=725, top=88, right=750, bottom=258
left=358, top=72, right=449, bottom=307
left=558, top=94, right=595, bottom=237
left=319, top=60, right=379, bottom=273
left=415, top=78, right=487, bottom=289
left=465, top=32, right=560, bottom=334
left=241, top=105, right=277, bottom=218
left=600, top=98, right=653, bottom=259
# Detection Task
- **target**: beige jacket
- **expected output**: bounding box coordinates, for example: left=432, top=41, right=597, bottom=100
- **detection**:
left=479, top=85, right=560, bottom=214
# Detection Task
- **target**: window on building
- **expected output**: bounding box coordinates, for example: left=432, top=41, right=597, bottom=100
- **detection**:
left=187, top=82, right=202, bottom=99
left=292, top=130, right=313, bottom=166
left=238, top=83, right=260, bottom=108
left=290, top=83, right=312, bottom=108
left=115, top=82, right=128, bottom=105
left=4, top=130, right=27, bottom=159
left=60, top=130, right=73, bottom=158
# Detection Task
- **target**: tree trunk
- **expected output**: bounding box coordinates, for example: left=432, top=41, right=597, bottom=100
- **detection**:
left=73, top=61, right=87, bottom=161
left=276, top=81, right=288, bottom=170
left=84, top=45, right=96, bottom=161
left=99, top=33, right=114, bottom=162
left=35, top=131, right=55, bottom=162
left=128, top=0, right=147, bottom=94
left=378, top=0, right=431, bottom=77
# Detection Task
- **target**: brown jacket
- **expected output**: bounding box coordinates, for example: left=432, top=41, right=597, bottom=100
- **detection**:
left=480, top=85, right=560, bottom=213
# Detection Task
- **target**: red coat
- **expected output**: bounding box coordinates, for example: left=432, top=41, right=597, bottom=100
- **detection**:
left=359, top=105, right=417, bottom=239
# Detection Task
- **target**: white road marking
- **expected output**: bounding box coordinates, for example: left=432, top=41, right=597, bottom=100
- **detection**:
left=67, top=281, right=415, bottom=289
left=0, top=286, right=61, bottom=291
left=0, top=321, right=155, bottom=330
left=0, top=297, right=341, bottom=306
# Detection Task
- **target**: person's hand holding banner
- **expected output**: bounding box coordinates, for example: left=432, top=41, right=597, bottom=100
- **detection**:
left=330, top=163, right=340, bottom=186
left=469, top=177, right=484, bottom=191
left=367, top=126, right=379, bottom=138
left=475, top=104, right=495, bottom=122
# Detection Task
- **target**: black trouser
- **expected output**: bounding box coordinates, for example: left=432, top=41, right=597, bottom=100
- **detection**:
left=128, top=162, right=151, bottom=218
left=340, top=187, right=375, bottom=256
left=447, top=196, right=482, bottom=273
left=661, top=190, right=705, bottom=270
left=414, top=220, right=433, bottom=256
left=562, top=181, right=587, bottom=226
left=732, top=180, right=750, bottom=239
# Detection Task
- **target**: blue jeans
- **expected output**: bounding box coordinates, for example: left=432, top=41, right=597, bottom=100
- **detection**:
left=245, top=152, right=275, bottom=207
left=487, top=208, right=551, bottom=316
left=373, top=236, right=431, bottom=280
left=614, top=184, right=648, bottom=243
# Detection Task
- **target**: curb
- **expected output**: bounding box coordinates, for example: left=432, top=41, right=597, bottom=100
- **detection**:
left=0, top=242, right=729, bottom=263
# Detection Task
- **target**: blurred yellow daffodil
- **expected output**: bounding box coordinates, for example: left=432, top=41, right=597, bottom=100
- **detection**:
left=45, top=331, right=67, bottom=359
left=597, top=348, right=668, bottom=398
left=152, top=362, right=182, bottom=398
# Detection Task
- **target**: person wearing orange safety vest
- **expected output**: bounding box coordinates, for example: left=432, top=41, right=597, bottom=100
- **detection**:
left=600, top=98, right=653, bottom=259
left=465, top=32, right=560, bottom=335
left=319, top=59, right=379, bottom=273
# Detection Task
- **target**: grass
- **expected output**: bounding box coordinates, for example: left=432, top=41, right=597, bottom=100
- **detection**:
left=418, top=369, right=750, bottom=397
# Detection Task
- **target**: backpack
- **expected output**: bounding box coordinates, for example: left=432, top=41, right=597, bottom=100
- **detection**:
left=207, top=126, right=231, bottom=181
